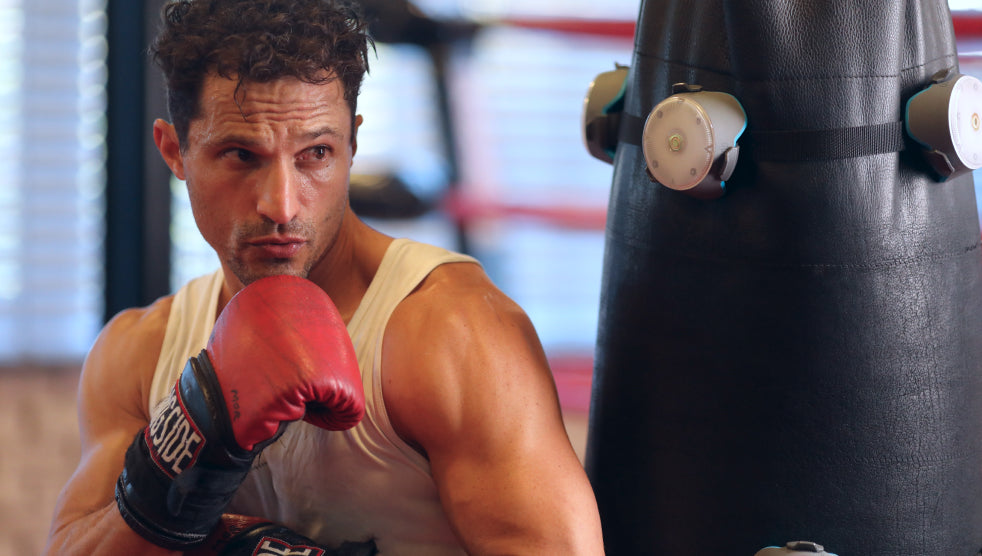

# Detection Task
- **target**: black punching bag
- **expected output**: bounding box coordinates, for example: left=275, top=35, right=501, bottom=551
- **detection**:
left=585, top=1, right=982, bottom=554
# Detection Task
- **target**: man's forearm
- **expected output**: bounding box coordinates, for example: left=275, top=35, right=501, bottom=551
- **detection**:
left=44, top=503, right=181, bottom=556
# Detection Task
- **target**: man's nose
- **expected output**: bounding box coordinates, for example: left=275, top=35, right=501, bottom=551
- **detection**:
left=256, top=159, right=300, bottom=224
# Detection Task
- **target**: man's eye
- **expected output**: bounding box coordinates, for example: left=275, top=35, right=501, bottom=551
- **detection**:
left=222, top=148, right=254, bottom=163
left=299, top=145, right=331, bottom=161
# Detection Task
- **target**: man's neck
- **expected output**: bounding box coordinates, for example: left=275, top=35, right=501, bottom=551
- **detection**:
left=307, top=211, right=394, bottom=324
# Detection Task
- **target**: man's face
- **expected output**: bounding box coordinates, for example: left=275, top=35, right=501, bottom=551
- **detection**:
left=164, top=74, right=359, bottom=288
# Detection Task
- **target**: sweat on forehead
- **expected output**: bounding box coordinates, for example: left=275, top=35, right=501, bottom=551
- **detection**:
left=189, top=75, right=353, bottom=148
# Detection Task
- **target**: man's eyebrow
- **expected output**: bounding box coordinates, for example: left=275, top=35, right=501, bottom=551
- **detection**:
left=303, top=125, right=344, bottom=142
left=210, top=134, right=259, bottom=148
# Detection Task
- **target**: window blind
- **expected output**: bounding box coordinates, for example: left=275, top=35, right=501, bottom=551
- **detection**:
left=0, top=0, right=106, bottom=363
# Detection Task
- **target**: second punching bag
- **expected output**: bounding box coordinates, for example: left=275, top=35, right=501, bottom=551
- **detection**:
left=585, top=1, right=982, bottom=554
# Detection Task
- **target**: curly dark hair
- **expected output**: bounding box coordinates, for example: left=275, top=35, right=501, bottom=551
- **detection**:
left=150, top=0, right=373, bottom=148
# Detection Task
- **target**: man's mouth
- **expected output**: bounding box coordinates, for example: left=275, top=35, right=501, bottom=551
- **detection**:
left=247, top=236, right=306, bottom=259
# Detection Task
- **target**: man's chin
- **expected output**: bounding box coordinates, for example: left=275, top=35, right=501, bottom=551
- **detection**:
left=230, top=260, right=310, bottom=286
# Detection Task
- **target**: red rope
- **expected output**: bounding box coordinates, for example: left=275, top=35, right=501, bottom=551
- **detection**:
left=954, top=11, right=982, bottom=39
left=441, top=190, right=608, bottom=231
left=549, top=354, right=594, bottom=413
left=504, top=12, right=982, bottom=41
left=502, top=17, right=636, bottom=39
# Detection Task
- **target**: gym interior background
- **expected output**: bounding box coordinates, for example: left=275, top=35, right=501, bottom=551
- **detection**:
left=0, top=1, right=980, bottom=554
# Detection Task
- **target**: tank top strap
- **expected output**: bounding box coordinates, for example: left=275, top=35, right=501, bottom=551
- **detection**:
left=148, top=269, right=224, bottom=416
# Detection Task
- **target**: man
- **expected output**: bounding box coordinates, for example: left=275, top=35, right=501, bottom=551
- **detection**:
left=44, top=1, right=605, bottom=554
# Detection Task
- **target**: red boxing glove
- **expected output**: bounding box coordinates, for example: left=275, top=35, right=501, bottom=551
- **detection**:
left=116, top=276, right=365, bottom=549
left=208, top=274, right=365, bottom=449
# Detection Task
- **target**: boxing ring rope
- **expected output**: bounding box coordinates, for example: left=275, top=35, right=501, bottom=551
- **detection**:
left=501, top=17, right=636, bottom=39
left=954, top=10, right=982, bottom=39
left=439, top=190, right=608, bottom=232
left=505, top=11, right=982, bottom=41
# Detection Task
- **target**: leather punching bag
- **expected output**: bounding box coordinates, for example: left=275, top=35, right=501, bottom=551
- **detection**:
left=585, top=1, right=982, bottom=554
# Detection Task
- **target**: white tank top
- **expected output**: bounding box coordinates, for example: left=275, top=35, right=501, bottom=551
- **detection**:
left=149, top=238, right=477, bottom=554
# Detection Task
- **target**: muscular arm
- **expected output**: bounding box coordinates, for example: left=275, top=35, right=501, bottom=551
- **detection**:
left=383, top=263, right=605, bottom=556
left=44, top=300, right=180, bottom=555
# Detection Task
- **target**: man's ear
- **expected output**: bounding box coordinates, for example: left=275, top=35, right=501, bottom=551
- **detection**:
left=350, top=114, right=363, bottom=163
left=153, top=119, right=186, bottom=180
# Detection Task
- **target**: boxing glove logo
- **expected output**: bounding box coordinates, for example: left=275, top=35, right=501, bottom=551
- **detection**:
left=253, top=536, right=326, bottom=556
left=146, top=386, right=205, bottom=477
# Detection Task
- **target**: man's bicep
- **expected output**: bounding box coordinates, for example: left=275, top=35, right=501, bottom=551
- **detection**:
left=427, top=353, right=603, bottom=556
left=386, top=287, right=563, bottom=455
left=431, top=434, right=602, bottom=555
left=388, top=294, right=602, bottom=554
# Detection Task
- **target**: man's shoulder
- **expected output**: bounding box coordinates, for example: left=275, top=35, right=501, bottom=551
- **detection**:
left=81, top=295, right=176, bottom=419
left=101, top=295, right=175, bottom=349
left=396, top=259, right=515, bottom=325
left=387, top=258, right=535, bottom=371
left=411, top=256, right=492, bottom=297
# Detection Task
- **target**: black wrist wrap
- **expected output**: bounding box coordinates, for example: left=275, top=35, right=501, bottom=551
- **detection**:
left=221, top=523, right=379, bottom=556
left=114, top=351, right=261, bottom=549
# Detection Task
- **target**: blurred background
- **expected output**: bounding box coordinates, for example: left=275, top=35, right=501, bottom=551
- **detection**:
left=0, top=0, right=980, bottom=553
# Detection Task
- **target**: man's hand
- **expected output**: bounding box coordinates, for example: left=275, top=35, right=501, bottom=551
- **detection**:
left=115, top=275, right=365, bottom=549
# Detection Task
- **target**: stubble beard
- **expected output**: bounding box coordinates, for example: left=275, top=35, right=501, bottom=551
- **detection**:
left=225, top=218, right=329, bottom=286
